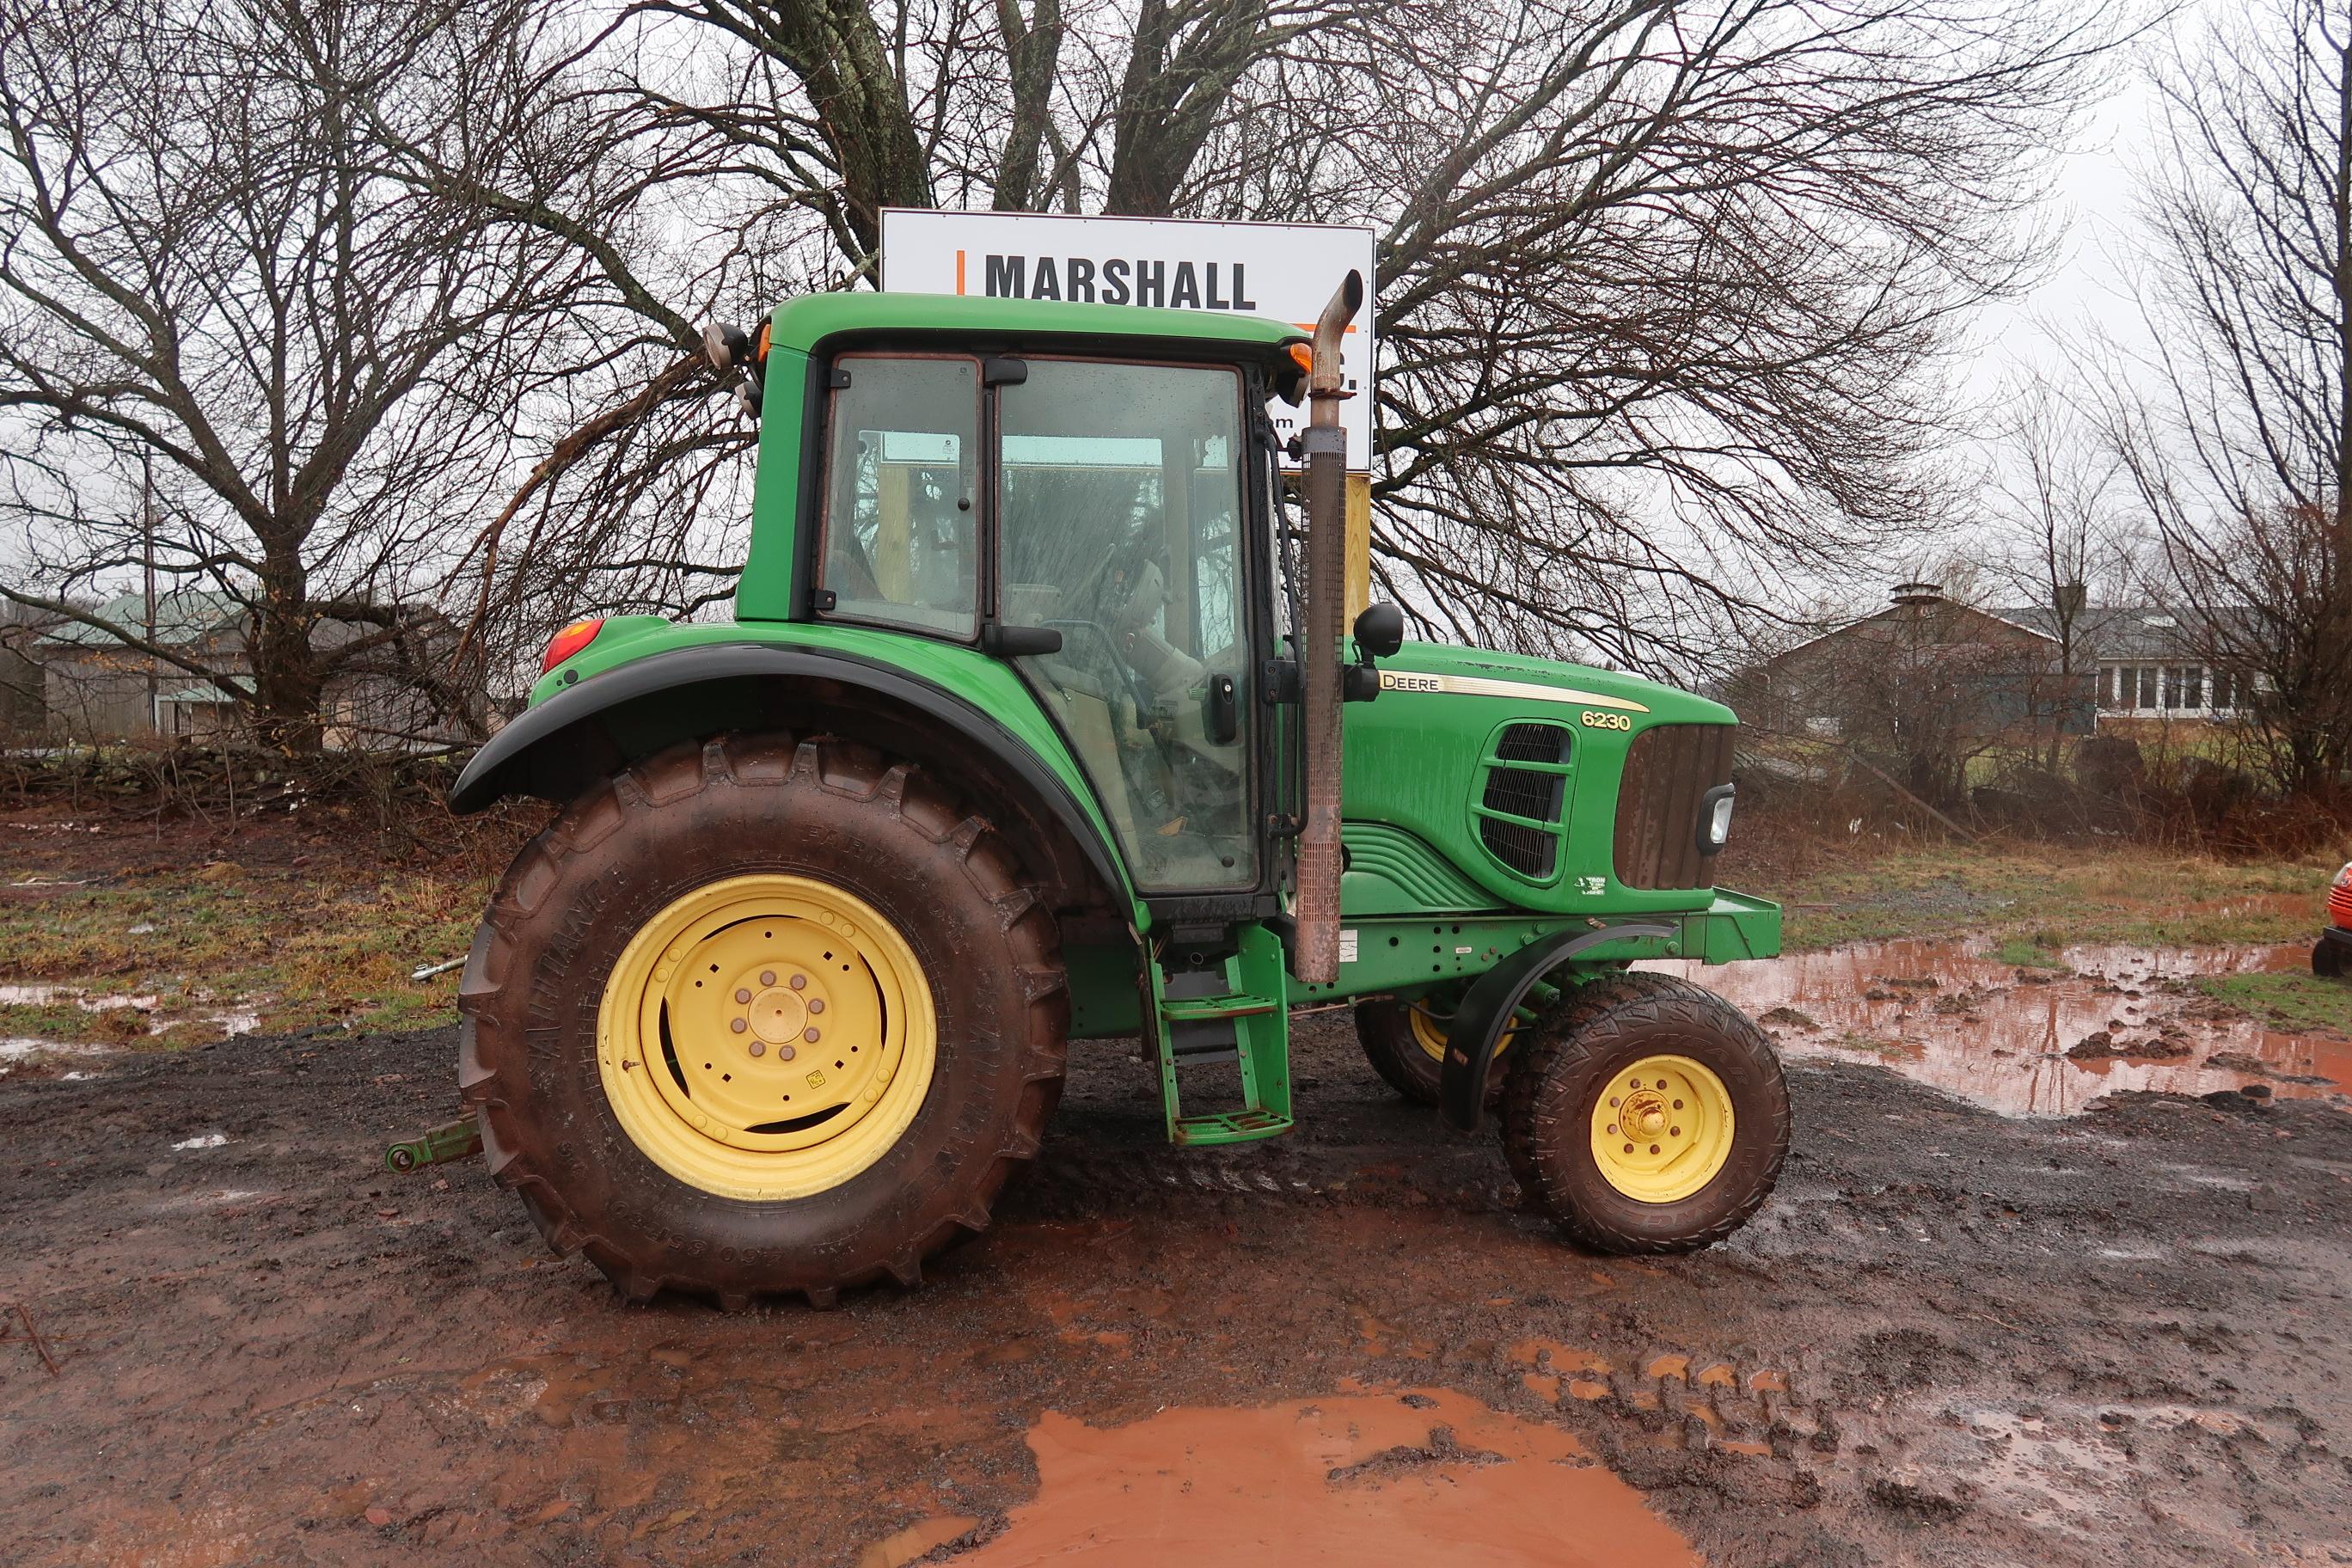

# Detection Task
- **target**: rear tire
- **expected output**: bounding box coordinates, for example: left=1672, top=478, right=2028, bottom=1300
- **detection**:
left=2318, top=937, right=2349, bottom=980
left=1355, top=990, right=1509, bottom=1108
left=458, top=733, right=1068, bottom=1308
left=1501, top=971, right=1787, bottom=1254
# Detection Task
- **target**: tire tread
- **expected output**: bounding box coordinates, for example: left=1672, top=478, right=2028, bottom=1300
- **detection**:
left=457, top=732, right=1068, bottom=1310
left=1499, top=970, right=1788, bottom=1255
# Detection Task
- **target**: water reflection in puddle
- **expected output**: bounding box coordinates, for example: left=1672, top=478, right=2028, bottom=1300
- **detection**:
left=1647, top=940, right=2349, bottom=1118
left=935, top=1388, right=1698, bottom=1566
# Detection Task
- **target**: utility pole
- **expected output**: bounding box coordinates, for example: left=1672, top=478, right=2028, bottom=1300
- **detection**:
left=142, top=452, right=157, bottom=737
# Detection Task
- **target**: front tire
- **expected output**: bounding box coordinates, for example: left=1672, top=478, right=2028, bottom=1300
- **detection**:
left=1501, top=971, right=1788, bottom=1254
left=458, top=734, right=1068, bottom=1308
left=1355, top=989, right=1511, bottom=1108
left=2316, top=936, right=2349, bottom=980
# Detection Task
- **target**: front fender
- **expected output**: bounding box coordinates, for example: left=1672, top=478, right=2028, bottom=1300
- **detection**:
left=1437, top=922, right=1676, bottom=1132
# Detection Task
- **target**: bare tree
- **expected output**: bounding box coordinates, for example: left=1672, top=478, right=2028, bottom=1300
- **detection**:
left=1349, top=0, right=2132, bottom=671
left=1980, top=373, right=2128, bottom=768
left=550, top=0, right=2127, bottom=679
left=15, top=0, right=2124, bottom=707
left=0, top=0, right=643, bottom=748
left=2096, top=0, right=2351, bottom=792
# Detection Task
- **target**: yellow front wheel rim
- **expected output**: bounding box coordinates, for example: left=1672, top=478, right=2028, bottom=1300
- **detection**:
left=1408, top=1000, right=1513, bottom=1064
left=1589, top=1054, right=1734, bottom=1204
left=596, top=874, right=936, bottom=1201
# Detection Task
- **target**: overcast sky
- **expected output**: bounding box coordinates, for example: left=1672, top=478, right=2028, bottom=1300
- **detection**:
left=1970, top=72, right=2161, bottom=392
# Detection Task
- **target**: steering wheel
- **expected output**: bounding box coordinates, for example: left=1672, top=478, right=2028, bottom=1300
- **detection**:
left=1041, top=619, right=1158, bottom=721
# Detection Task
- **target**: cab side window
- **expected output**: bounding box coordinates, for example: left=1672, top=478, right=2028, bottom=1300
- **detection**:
left=818, top=356, right=980, bottom=636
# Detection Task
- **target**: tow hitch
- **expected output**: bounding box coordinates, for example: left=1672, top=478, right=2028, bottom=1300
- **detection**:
left=383, top=1112, right=482, bottom=1174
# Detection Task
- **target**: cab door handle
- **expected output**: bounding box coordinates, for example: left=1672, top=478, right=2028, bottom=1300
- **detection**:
left=1205, top=673, right=1239, bottom=744
left=981, top=622, right=1063, bottom=658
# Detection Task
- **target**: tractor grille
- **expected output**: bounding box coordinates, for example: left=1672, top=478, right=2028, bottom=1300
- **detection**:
left=2330, top=872, right=2352, bottom=930
left=1478, top=724, right=1571, bottom=879
left=1613, top=722, right=1736, bottom=891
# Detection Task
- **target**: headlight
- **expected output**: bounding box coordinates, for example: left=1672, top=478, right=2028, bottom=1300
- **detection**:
left=1697, top=783, right=1736, bottom=853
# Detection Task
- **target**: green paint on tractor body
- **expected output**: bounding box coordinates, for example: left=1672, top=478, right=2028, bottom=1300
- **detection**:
left=504, top=291, right=1779, bottom=1148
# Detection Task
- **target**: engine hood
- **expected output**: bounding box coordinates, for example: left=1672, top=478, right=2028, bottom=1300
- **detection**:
left=1371, top=641, right=1735, bottom=726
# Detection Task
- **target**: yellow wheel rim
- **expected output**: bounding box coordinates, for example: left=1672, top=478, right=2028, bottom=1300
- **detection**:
left=1589, top=1054, right=1734, bottom=1204
left=596, top=874, right=936, bottom=1201
left=1408, top=1000, right=1513, bottom=1064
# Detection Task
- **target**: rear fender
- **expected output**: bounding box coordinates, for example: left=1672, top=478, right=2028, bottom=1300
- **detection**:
left=450, top=642, right=1130, bottom=909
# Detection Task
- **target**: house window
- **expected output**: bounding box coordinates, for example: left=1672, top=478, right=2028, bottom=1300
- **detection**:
left=2164, top=666, right=2202, bottom=710
left=2112, top=665, right=2159, bottom=710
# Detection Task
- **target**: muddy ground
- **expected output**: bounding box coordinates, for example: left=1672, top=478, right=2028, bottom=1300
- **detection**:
left=3, top=999, right=2349, bottom=1566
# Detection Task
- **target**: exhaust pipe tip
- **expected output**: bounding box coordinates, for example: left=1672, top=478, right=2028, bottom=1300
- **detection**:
left=1310, top=271, right=1365, bottom=401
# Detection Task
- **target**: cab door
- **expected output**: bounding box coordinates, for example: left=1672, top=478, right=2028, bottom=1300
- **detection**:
left=993, top=358, right=1260, bottom=895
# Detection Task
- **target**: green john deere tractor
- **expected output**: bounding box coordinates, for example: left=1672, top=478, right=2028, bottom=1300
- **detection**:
left=446, top=273, right=1789, bottom=1308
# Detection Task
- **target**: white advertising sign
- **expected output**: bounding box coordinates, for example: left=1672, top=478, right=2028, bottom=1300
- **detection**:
left=879, top=208, right=1375, bottom=469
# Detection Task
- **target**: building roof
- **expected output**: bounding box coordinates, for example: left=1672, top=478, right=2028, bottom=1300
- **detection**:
left=1761, top=595, right=2055, bottom=670
left=156, top=680, right=244, bottom=704
left=1994, top=605, right=2261, bottom=662
left=35, top=590, right=245, bottom=649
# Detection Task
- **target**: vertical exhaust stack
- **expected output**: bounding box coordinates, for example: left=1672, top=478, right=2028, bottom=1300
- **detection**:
left=1294, top=270, right=1364, bottom=985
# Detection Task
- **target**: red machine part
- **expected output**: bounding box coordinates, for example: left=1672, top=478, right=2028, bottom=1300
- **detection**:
left=2329, top=862, right=2352, bottom=931
left=540, top=617, right=604, bottom=673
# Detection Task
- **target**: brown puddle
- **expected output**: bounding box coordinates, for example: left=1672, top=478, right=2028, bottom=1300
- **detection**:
left=1646, top=940, right=2350, bottom=1118
left=936, top=1387, right=1699, bottom=1566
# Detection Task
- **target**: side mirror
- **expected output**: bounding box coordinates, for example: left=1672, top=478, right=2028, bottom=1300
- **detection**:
left=1353, top=602, right=1404, bottom=660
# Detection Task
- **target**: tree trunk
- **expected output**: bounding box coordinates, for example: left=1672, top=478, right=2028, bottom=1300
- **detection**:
left=249, top=554, right=323, bottom=753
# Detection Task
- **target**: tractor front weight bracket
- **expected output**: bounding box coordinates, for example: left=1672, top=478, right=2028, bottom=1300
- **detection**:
left=384, top=1112, right=484, bottom=1174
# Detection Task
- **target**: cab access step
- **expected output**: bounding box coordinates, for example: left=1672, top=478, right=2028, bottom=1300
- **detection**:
left=1148, top=922, right=1293, bottom=1145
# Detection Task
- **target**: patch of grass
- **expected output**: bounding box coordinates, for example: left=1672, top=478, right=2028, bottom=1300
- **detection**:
left=1759, top=840, right=2331, bottom=954
left=1988, top=933, right=2068, bottom=971
left=1832, top=1030, right=1914, bottom=1058
left=2192, top=971, right=2352, bottom=1038
left=0, top=861, right=487, bottom=1044
left=0, top=1001, right=152, bottom=1045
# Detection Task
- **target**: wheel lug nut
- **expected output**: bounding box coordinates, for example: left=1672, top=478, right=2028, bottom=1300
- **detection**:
left=808, top=999, right=825, bottom=1014
left=789, top=974, right=806, bottom=990
left=735, top=988, right=752, bottom=1003
left=1607, top=1124, right=1619, bottom=1136
left=749, top=1041, right=765, bottom=1057
left=760, top=971, right=776, bottom=986
left=1649, top=1144, right=1661, bottom=1155
left=779, top=1044, right=795, bottom=1061
left=1608, top=1096, right=1620, bottom=1107
left=803, top=1027, right=820, bottom=1044
left=1673, top=1099, right=1683, bottom=1110
left=1670, top=1126, right=1681, bottom=1136
left=730, top=1018, right=747, bottom=1034
left=1623, top=1142, right=1634, bottom=1154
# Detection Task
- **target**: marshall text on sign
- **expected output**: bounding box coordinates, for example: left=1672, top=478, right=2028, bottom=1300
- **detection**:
left=976, top=254, right=1258, bottom=311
